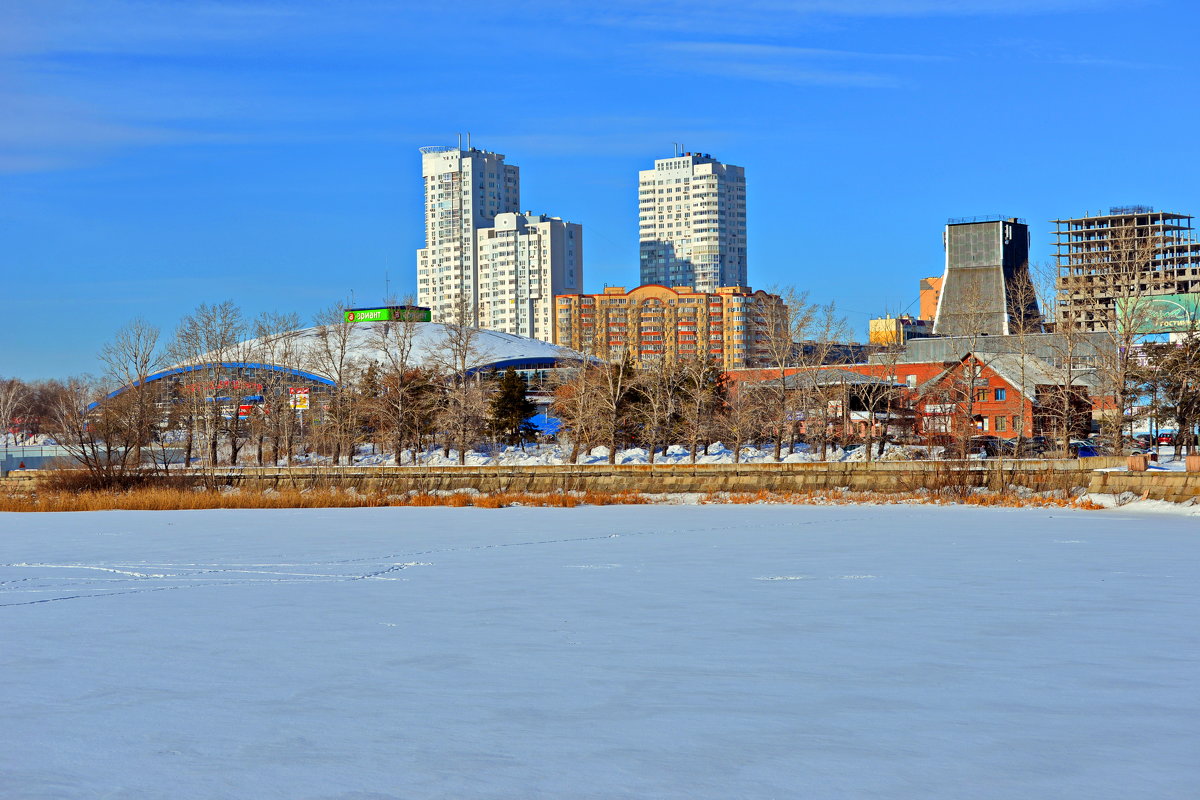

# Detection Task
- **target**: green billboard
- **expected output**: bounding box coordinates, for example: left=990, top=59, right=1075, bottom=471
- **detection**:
left=344, top=306, right=432, bottom=324
left=1117, top=293, right=1200, bottom=334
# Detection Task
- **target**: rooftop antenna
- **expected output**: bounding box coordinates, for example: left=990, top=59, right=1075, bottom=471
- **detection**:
left=467, top=131, right=472, bottom=150
left=385, top=270, right=390, bottom=302
left=457, top=132, right=462, bottom=150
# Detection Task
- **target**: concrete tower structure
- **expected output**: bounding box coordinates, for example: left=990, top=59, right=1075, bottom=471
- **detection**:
left=638, top=152, right=747, bottom=292
left=933, top=216, right=1040, bottom=337
left=416, top=143, right=520, bottom=323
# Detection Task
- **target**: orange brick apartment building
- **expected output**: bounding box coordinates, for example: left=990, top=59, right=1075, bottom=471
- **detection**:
left=554, top=284, right=785, bottom=369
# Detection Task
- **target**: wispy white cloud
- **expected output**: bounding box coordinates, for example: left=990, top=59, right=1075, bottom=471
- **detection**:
left=0, top=0, right=310, bottom=57
left=0, top=0, right=1150, bottom=172
left=564, top=0, right=1131, bottom=34
left=647, top=41, right=922, bottom=89
left=683, top=61, right=899, bottom=88
left=662, top=42, right=948, bottom=62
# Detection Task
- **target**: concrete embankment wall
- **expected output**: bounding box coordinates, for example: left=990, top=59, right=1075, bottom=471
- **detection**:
left=201, top=458, right=1124, bottom=496
left=6, top=458, right=1199, bottom=504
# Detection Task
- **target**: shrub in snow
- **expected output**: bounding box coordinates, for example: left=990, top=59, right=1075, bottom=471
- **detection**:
left=1116, top=491, right=1139, bottom=506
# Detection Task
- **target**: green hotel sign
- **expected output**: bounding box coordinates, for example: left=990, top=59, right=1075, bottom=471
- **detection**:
left=344, top=307, right=432, bottom=324
left=1117, top=293, right=1200, bottom=334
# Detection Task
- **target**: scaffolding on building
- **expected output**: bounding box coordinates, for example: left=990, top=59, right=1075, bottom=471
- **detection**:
left=1054, top=207, right=1200, bottom=332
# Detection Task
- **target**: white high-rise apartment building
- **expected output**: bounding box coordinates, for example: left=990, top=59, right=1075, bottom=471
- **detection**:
left=416, top=144, right=520, bottom=322
left=478, top=213, right=582, bottom=341
left=638, top=152, right=747, bottom=292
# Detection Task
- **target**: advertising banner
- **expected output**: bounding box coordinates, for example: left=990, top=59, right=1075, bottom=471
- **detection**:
left=1117, top=293, right=1200, bottom=334
left=289, top=387, right=310, bottom=410
left=344, top=307, right=433, bottom=323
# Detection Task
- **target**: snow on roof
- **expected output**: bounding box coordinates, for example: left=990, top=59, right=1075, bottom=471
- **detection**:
left=187, top=322, right=585, bottom=382
left=917, top=352, right=1079, bottom=402
left=757, top=368, right=899, bottom=390
left=974, top=353, right=1075, bottom=401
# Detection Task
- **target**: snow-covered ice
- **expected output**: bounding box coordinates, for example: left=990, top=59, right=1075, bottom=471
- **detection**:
left=2, top=505, right=1198, bottom=799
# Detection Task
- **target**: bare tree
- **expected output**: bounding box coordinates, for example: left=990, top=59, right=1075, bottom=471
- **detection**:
left=759, top=290, right=850, bottom=461
left=428, top=296, right=488, bottom=464
left=715, top=380, right=766, bottom=464
left=551, top=362, right=603, bottom=464
left=1139, top=333, right=1200, bottom=457
left=366, top=300, right=428, bottom=464
left=436, top=380, right=490, bottom=464
left=1033, top=260, right=1092, bottom=456
left=593, top=355, right=638, bottom=465
left=99, top=319, right=165, bottom=470
left=632, top=355, right=684, bottom=464
left=169, top=301, right=247, bottom=474
left=0, top=377, right=29, bottom=445
left=248, top=311, right=303, bottom=466
left=308, top=303, right=365, bottom=465
left=45, top=376, right=150, bottom=485
left=675, top=354, right=724, bottom=463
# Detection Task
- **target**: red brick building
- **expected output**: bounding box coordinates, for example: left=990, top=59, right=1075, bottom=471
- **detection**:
left=728, top=352, right=1091, bottom=441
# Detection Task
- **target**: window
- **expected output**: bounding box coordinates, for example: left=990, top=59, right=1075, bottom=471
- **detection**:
left=906, top=375, right=917, bottom=389
left=994, top=388, right=1006, bottom=401
left=994, top=416, right=1007, bottom=432
left=974, top=388, right=987, bottom=402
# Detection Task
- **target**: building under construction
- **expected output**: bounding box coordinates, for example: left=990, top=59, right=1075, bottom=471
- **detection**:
left=1054, top=206, right=1200, bottom=332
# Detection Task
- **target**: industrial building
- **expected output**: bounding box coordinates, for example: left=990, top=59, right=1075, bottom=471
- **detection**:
left=638, top=152, right=747, bottom=293
left=553, top=284, right=783, bottom=369
left=1054, top=206, right=1200, bottom=333
left=933, top=217, right=1040, bottom=337
left=919, top=276, right=942, bottom=321
left=867, top=314, right=933, bottom=346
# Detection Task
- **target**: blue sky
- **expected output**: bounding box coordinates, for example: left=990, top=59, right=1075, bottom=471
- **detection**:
left=3, top=0, right=1198, bottom=379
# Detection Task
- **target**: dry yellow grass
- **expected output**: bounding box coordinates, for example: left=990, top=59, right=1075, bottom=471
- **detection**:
left=0, top=484, right=1105, bottom=512
left=699, top=488, right=1104, bottom=510
left=0, top=487, right=653, bottom=513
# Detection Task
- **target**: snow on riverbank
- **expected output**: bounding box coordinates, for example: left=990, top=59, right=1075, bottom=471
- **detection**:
left=2, top=505, right=1198, bottom=798
left=346, top=441, right=935, bottom=467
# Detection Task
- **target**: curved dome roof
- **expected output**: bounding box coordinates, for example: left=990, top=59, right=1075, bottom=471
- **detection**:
left=96, top=323, right=586, bottom=406
left=243, top=321, right=582, bottom=381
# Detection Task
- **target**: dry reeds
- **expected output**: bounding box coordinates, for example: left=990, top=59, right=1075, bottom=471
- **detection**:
left=700, top=488, right=1104, bottom=510
left=0, top=487, right=653, bottom=513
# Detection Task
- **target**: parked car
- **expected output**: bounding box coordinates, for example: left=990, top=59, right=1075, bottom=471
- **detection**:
left=1069, top=438, right=1101, bottom=457
left=1014, top=436, right=1053, bottom=457
left=1157, top=431, right=1176, bottom=446
left=968, top=435, right=1015, bottom=458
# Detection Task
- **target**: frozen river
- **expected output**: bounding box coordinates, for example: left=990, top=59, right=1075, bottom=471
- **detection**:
left=2, top=505, right=1197, bottom=799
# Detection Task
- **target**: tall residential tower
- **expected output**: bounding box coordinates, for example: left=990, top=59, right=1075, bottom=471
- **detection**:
left=478, top=212, right=582, bottom=341
left=638, top=152, right=746, bottom=292
left=416, top=142, right=582, bottom=342
left=416, top=144, right=520, bottom=323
